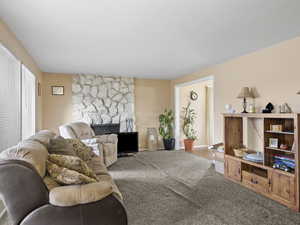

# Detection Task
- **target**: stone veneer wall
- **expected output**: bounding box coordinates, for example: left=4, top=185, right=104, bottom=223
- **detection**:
left=72, top=74, right=135, bottom=132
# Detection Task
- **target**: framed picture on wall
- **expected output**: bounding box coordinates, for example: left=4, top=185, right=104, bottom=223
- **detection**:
left=51, top=86, right=64, bottom=95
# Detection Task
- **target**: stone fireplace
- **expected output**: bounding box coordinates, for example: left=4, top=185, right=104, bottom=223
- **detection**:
left=72, top=74, right=135, bottom=132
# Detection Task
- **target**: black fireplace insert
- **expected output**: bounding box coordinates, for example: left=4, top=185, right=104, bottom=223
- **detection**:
left=91, top=123, right=139, bottom=154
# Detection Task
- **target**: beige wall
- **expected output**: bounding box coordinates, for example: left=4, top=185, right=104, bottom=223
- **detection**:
left=42, top=74, right=172, bottom=149
left=0, top=19, right=43, bottom=129
left=135, top=79, right=171, bottom=149
left=171, top=36, right=300, bottom=144
left=42, top=73, right=73, bottom=133
left=179, top=80, right=212, bottom=147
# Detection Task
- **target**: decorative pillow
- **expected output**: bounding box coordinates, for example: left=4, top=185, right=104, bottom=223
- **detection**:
left=48, top=136, right=76, bottom=156
left=66, top=139, right=96, bottom=161
left=46, top=160, right=97, bottom=185
left=48, top=154, right=97, bottom=179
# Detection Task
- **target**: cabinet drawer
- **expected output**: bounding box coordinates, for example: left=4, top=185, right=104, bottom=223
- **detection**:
left=242, top=171, right=269, bottom=194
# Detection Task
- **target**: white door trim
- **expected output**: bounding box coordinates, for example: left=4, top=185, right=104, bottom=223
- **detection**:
left=174, top=75, right=214, bottom=150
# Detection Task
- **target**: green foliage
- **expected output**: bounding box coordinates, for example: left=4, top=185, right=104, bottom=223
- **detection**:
left=182, top=102, right=197, bottom=140
left=159, top=109, right=174, bottom=139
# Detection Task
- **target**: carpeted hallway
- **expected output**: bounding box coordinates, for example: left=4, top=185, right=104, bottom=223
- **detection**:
left=109, top=150, right=300, bottom=225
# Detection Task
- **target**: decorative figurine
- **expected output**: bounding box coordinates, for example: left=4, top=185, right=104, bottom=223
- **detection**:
left=279, top=103, right=292, bottom=113
left=262, top=102, right=274, bottom=113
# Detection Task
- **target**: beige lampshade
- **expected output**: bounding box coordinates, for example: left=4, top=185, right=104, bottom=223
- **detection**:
left=237, top=87, right=253, bottom=98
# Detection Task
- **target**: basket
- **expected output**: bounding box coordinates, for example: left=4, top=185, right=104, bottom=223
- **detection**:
left=233, top=148, right=248, bottom=158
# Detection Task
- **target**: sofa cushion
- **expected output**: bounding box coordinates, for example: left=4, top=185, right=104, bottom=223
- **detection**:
left=66, top=139, right=96, bottom=161
left=48, top=154, right=97, bottom=179
left=0, top=140, right=48, bottom=177
left=49, top=181, right=113, bottom=207
left=28, top=130, right=56, bottom=147
left=48, top=136, right=76, bottom=156
left=46, top=160, right=97, bottom=185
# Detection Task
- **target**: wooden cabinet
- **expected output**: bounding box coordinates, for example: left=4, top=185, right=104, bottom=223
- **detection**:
left=223, top=113, right=300, bottom=211
left=225, top=158, right=241, bottom=182
left=269, top=171, right=296, bottom=206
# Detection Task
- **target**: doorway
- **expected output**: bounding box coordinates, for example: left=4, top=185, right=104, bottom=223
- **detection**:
left=174, top=76, right=214, bottom=150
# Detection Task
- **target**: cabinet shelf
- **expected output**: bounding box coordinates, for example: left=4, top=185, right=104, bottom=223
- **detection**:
left=265, top=147, right=294, bottom=154
left=265, top=130, right=294, bottom=135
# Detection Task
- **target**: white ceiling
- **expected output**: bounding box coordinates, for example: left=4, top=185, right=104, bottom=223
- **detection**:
left=1, top=1, right=300, bottom=79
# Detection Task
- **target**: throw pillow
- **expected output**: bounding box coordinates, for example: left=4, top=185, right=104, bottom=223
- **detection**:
left=48, top=136, right=76, bottom=156
left=65, top=139, right=96, bottom=161
left=46, top=160, right=97, bottom=185
left=48, top=154, right=98, bottom=179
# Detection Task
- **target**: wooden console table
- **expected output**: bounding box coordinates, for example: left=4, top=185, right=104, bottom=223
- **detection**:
left=223, top=113, right=299, bottom=211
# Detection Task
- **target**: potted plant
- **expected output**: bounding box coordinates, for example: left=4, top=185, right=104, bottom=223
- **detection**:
left=159, top=109, right=175, bottom=150
left=182, top=102, right=197, bottom=152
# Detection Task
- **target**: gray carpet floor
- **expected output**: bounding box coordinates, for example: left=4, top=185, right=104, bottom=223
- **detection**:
left=109, top=150, right=300, bottom=225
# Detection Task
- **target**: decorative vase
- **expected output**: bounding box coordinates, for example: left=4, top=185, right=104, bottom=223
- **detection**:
left=184, top=139, right=194, bottom=152
left=147, top=128, right=159, bottom=151
left=163, top=138, right=175, bottom=150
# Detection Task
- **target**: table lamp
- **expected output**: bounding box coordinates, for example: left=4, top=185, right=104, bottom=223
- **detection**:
left=237, top=87, right=253, bottom=113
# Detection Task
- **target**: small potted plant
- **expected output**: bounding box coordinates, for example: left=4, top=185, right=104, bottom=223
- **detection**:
left=182, top=102, right=197, bottom=152
left=159, top=109, right=175, bottom=150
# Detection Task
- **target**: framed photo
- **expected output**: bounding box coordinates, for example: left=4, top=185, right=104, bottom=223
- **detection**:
left=269, top=138, right=279, bottom=148
left=52, top=86, right=64, bottom=96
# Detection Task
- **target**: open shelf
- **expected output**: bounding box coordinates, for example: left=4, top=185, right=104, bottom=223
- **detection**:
left=265, top=147, right=294, bottom=154
left=265, top=130, right=294, bottom=135
left=225, top=154, right=295, bottom=177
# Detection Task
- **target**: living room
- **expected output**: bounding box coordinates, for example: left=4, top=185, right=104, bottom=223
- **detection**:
left=0, top=1, right=300, bottom=225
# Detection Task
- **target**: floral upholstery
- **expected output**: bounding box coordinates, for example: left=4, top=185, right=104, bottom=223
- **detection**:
left=46, top=160, right=97, bottom=185
left=48, top=154, right=97, bottom=179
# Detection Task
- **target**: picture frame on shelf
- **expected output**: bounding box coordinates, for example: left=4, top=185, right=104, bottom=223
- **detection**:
left=269, top=138, right=279, bottom=148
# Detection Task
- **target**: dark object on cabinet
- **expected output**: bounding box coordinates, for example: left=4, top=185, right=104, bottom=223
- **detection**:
left=262, top=103, right=274, bottom=113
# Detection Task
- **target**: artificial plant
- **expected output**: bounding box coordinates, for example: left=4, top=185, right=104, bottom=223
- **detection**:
left=182, top=102, right=197, bottom=140
left=159, top=109, right=174, bottom=140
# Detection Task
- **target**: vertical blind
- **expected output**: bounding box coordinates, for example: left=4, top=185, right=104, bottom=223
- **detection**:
left=0, top=45, right=21, bottom=151
left=22, top=65, right=36, bottom=140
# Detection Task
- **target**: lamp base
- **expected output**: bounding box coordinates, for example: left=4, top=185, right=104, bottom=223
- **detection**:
left=242, top=97, right=248, bottom=113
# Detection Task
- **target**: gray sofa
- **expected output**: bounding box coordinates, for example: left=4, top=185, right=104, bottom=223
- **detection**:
left=59, top=122, right=118, bottom=167
left=0, top=130, right=127, bottom=225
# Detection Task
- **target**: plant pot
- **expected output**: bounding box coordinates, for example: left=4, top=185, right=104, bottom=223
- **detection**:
left=184, top=139, right=194, bottom=152
left=163, top=138, right=175, bottom=150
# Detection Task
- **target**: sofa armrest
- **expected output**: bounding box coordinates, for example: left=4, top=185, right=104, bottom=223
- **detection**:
left=49, top=181, right=113, bottom=207
left=21, top=194, right=127, bottom=225
left=0, top=160, right=49, bottom=225
left=83, top=134, right=118, bottom=145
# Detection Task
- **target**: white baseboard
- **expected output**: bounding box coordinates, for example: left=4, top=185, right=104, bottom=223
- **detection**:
left=178, top=145, right=209, bottom=150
